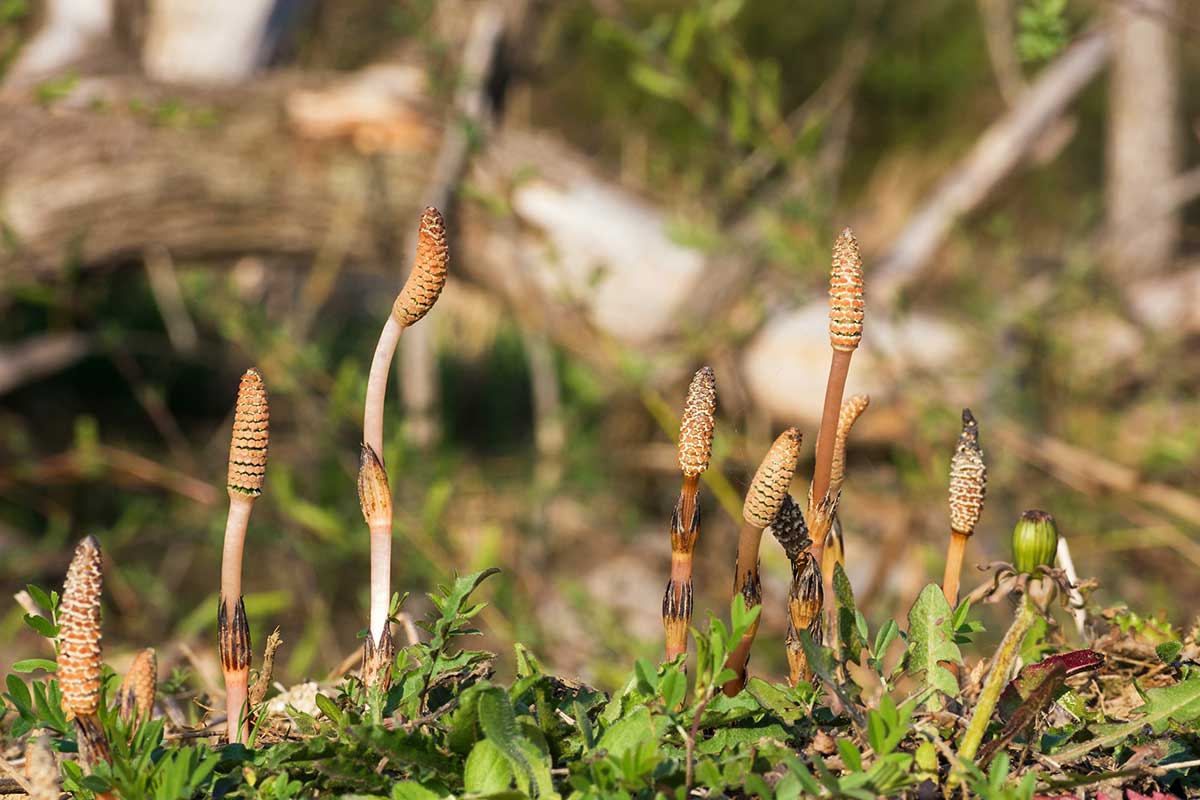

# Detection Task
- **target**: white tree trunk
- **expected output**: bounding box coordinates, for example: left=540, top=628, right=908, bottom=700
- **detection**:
left=1106, top=0, right=1180, bottom=281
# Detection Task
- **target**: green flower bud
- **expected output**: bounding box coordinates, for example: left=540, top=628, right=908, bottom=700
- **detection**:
left=1011, top=510, right=1059, bottom=574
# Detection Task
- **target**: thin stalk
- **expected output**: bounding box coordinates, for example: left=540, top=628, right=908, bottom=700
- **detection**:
left=369, top=528, right=392, bottom=642
left=664, top=368, right=716, bottom=664
left=810, top=348, right=853, bottom=517
left=723, top=520, right=765, bottom=696
left=220, top=368, right=268, bottom=745
left=958, top=593, right=1039, bottom=763
left=664, top=475, right=700, bottom=662
left=942, top=530, right=970, bottom=606
left=363, top=316, right=403, bottom=461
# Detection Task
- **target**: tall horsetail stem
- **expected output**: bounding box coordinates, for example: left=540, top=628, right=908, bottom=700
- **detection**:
left=810, top=228, right=864, bottom=569
left=221, top=367, right=268, bottom=744
left=664, top=367, right=716, bottom=663
left=363, top=206, right=449, bottom=460
left=58, top=536, right=111, bottom=769
left=360, top=208, right=448, bottom=686
left=942, top=408, right=987, bottom=605
left=724, top=427, right=802, bottom=696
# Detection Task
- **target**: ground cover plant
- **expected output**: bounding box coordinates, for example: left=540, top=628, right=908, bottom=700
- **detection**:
left=3, top=214, right=1200, bottom=800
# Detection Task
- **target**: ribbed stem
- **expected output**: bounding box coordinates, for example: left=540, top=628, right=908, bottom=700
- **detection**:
left=942, top=530, right=970, bottom=606
left=958, top=594, right=1038, bottom=763
left=363, top=315, right=404, bottom=462
left=811, top=350, right=853, bottom=525
left=369, top=527, right=393, bottom=644
left=664, top=475, right=700, bottom=663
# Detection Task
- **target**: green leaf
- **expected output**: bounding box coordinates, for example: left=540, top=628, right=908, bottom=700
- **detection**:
left=25, top=584, right=53, bottom=612
left=833, top=563, right=864, bottom=657
left=659, top=668, right=686, bottom=710
left=478, top=686, right=536, bottom=794
left=903, top=584, right=962, bottom=705
left=1157, top=641, right=1183, bottom=664
left=465, top=739, right=514, bottom=794
left=391, top=783, right=442, bottom=800
left=1053, top=675, right=1200, bottom=763
left=598, top=705, right=654, bottom=759
left=23, top=613, right=58, bottom=639
left=314, top=693, right=342, bottom=726
left=10, top=659, right=56, bottom=674
left=629, top=64, right=685, bottom=100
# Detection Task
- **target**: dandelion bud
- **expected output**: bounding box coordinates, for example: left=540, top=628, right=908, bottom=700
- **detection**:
left=1012, top=510, right=1059, bottom=574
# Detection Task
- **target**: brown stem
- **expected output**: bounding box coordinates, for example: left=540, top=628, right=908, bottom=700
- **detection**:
left=811, top=349, right=853, bottom=510
left=942, top=529, right=971, bottom=606
left=663, top=475, right=701, bottom=662
left=722, top=520, right=765, bottom=696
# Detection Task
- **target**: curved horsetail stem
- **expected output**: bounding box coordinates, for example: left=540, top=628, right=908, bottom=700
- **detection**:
left=664, top=367, right=716, bottom=663
left=58, top=536, right=111, bottom=769
left=221, top=367, right=268, bottom=745
left=810, top=228, right=864, bottom=566
left=364, top=207, right=450, bottom=460
left=942, top=409, right=987, bottom=605
left=724, top=428, right=802, bottom=696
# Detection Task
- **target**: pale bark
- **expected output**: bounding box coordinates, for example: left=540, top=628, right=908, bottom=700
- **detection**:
left=1105, top=0, right=1180, bottom=281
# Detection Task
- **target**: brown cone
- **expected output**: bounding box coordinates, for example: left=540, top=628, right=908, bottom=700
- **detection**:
left=227, top=367, right=269, bottom=496
left=58, top=536, right=103, bottom=720
left=392, top=207, right=450, bottom=327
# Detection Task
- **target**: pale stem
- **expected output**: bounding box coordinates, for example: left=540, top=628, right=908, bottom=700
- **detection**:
left=369, top=526, right=393, bottom=644
left=225, top=669, right=250, bottom=745
left=723, top=521, right=765, bottom=696
left=221, top=493, right=254, bottom=604
left=363, top=315, right=405, bottom=461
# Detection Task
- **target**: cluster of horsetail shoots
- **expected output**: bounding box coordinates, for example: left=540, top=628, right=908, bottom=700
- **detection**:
left=57, top=536, right=110, bottom=770
left=663, top=367, right=717, bottom=662
left=220, top=367, right=269, bottom=744
left=117, top=647, right=157, bottom=724
left=942, top=408, right=987, bottom=605
left=809, top=228, right=864, bottom=571
left=360, top=207, right=449, bottom=688
left=723, top=427, right=802, bottom=696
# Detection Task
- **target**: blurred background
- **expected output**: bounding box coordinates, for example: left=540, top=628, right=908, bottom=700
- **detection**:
left=0, top=0, right=1198, bottom=693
